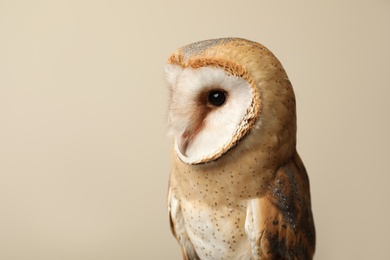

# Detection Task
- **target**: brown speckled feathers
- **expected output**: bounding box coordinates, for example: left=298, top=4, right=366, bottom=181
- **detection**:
left=166, top=38, right=315, bottom=260
left=258, top=153, right=315, bottom=259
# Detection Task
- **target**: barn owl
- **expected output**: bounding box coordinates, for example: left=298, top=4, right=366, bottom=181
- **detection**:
left=166, top=38, right=315, bottom=260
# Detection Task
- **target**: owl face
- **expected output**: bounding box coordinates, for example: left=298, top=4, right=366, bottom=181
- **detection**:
left=166, top=38, right=296, bottom=166
left=166, top=65, right=254, bottom=164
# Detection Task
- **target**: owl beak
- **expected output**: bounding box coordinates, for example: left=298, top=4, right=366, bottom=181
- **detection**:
left=177, top=119, right=205, bottom=157
left=177, top=132, right=190, bottom=156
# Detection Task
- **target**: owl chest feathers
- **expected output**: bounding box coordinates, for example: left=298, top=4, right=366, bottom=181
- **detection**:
left=169, top=150, right=277, bottom=259
left=178, top=198, right=252, bottom=259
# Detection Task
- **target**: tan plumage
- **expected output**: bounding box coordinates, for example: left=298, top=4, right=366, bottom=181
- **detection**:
left=166, top=38, right=315, bottom=259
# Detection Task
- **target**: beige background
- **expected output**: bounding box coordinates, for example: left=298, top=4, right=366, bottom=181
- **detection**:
left=0, top=1, right=389, bottom=259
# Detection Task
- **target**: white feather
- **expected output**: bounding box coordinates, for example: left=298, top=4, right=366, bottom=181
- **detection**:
left=166, top=66, right=253, bottom=164
left=165, top=64, right=183, bottom=87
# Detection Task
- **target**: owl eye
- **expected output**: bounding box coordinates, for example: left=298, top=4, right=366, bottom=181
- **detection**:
left=208, top=90, right=226, bottom=107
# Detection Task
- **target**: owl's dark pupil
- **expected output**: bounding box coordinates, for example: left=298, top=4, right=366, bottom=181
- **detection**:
left=208, top=90, right=226, bottom=107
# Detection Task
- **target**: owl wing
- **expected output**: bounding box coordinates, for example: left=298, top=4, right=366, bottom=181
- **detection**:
left=167, top=187, right=200, bottom=260
left=246, top=152, right=316, bottom=259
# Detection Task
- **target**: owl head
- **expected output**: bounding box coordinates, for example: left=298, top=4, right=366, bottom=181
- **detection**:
left=166, top=38, right=297, bottom=166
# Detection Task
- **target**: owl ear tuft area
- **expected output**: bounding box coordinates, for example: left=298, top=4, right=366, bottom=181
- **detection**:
left=165, top=64, right=183, bottom=87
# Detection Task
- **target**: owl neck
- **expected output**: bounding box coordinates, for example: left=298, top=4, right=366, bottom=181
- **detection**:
left=170, top=143, right=297, bottom=206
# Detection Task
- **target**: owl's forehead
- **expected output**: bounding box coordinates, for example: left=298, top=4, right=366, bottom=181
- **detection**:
left=167, top=37, right=272, bottom=78
left=178, top=38, right=235, bottom=63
